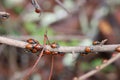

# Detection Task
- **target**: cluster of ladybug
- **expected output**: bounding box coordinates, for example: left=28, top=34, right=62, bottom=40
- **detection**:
left=83, top=40, right=120, bottom=56
left=26, top=39, right=120, bottom=56
left=26, top=39, right=42, bottom=53
left=81, top=40, right=107, bottom=56
left=25, top=39, right=63, bottom=55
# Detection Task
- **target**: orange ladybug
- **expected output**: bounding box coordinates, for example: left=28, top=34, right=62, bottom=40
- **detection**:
left=34, top=44, right=42, bottom=51
left=44, top=49, right=51, bottom=55
left=31, top=48, right=38, bottom=53
left=116, top=46, right=120, bottom=52
left=50, top=42, right=59, bottom=48
left=85, top=46, right=93, bottom=53
left=93, top=41, right=100, bottom=45
left=35, top=8, right=41, bottom=13
left=26, top=44, right=33, bottom=50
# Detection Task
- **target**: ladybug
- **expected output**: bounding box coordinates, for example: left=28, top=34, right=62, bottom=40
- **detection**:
left=85, top=46, right=93, bottom=53
left=27, top=39, right=35, bottom=44
left=44, top=49, right=51, bottom=55
left=34, top=44, right=42, bottom=51
left=31, top=0, right=41, bottom=14
left=26, top=44, right=34, bottom=50
left=93, top=41, right=100, bottom=45
left=27, top=39, right=39, bottom=44
left=116, top=46, right=120, bottom=52
left=35, top=8, right=41, bottom=13
left=52, top=51, right=58, bottom=55
left=50, top=42, right=59, bottom=48
left=31, top=48, right=38, bottom=53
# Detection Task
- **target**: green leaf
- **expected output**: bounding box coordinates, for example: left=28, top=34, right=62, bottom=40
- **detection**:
left=91, top=59, right=102, bottom=68
left=80, top=62, right=91, bottom=71
left=24, top=22, right=37, bottom=35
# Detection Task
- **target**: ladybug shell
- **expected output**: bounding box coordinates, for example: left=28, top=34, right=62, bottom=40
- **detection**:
left=34, top=44, right=42, bottom=51
left=116, top=46, right=120, bottom=52
left=93, top=41, right=100, bottom=45
left=35, top=8, right=41, bottom=13
left=27, top=39, right=36, bottom=44
left=31, top=49, right=38, bottom=53
left=51, top=42, right=59, bottom=48
left=44, top=49, right=51, bottom=55
left=85, top=47, right=91, bottom=53
left=26, top=44, right=33, bottom=50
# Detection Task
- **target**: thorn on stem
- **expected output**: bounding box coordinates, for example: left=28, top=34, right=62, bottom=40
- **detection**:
left=100, top=39, right=108, bottom=46
left=73, top=77, right=78, bottom=80
left=55, top=0, right=71, bottom=14
left=96, top=66, right=101, bottom=70
left=103, top=59, right=108, bottom=63
left=112, top=53, right=117, bottom=57
left=93, top=39, right=108, bottom=46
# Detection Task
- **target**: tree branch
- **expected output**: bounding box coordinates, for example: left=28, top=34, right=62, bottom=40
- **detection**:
left=0, top=36, right=119, bottom=53
left=74, top=52, right=120, bottom=80
left=55, top=0, right=71, bottom=14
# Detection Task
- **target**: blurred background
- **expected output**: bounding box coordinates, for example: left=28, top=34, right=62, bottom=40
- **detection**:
left=0, top=0, right=120, bottom=80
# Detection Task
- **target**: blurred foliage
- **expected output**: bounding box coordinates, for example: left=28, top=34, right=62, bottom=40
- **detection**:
left=0, top=0, right=118, bottom=80
left=13, top=6, right=23, bottom=14
left=0, top=26, right=7, bottom=34
left=24, top=22, right=54, bottom=36
left=58, top=40, right=80, bottom=46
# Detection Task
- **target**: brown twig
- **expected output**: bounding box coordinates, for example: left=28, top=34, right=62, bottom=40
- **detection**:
left=55, top=0, right=71, bottom=14
left=22, top=32, right=48, bottom=80
left=0, top=36, right=120, bottom=53
left=22, top=48, right=45, bottom=80
left=74, top=52, right=120, bottom=80
left=48, top=56, right=54, bottom=80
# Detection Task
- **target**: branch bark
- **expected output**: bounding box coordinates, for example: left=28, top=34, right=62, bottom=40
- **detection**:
left=74, top=52, right=120, bottom=80
left=0, top=36, right=119, bottom=53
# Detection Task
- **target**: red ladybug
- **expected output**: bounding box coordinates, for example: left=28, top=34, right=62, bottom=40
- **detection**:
left=93, top=41, right=100, bottom=45
left=50, top=42, right=59, bottom=48
left=35, top=8, right=41, bottom=13
left=85, top=47, right=92, bottom=53
left=31, top=48, right=38, bottom=53
left=34, top=44, right=42, bottom=51
left=44, top=49, right=51, bottom=55
left=26, top=44, right=33, bottom=50
left=116, top=46, right=120, bottom=52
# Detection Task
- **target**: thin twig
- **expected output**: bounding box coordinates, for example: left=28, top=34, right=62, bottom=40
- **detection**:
left=48, top=56, right=54, bottom=80
left=22, top=48, right=45, bottom=80
left=55, top=0, right=71, bottom=14
left=0, top=36, right=120, bottom=53
left=22, top=32, right=47, bottom=80
left=75, top=53, right=120, bottom=80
